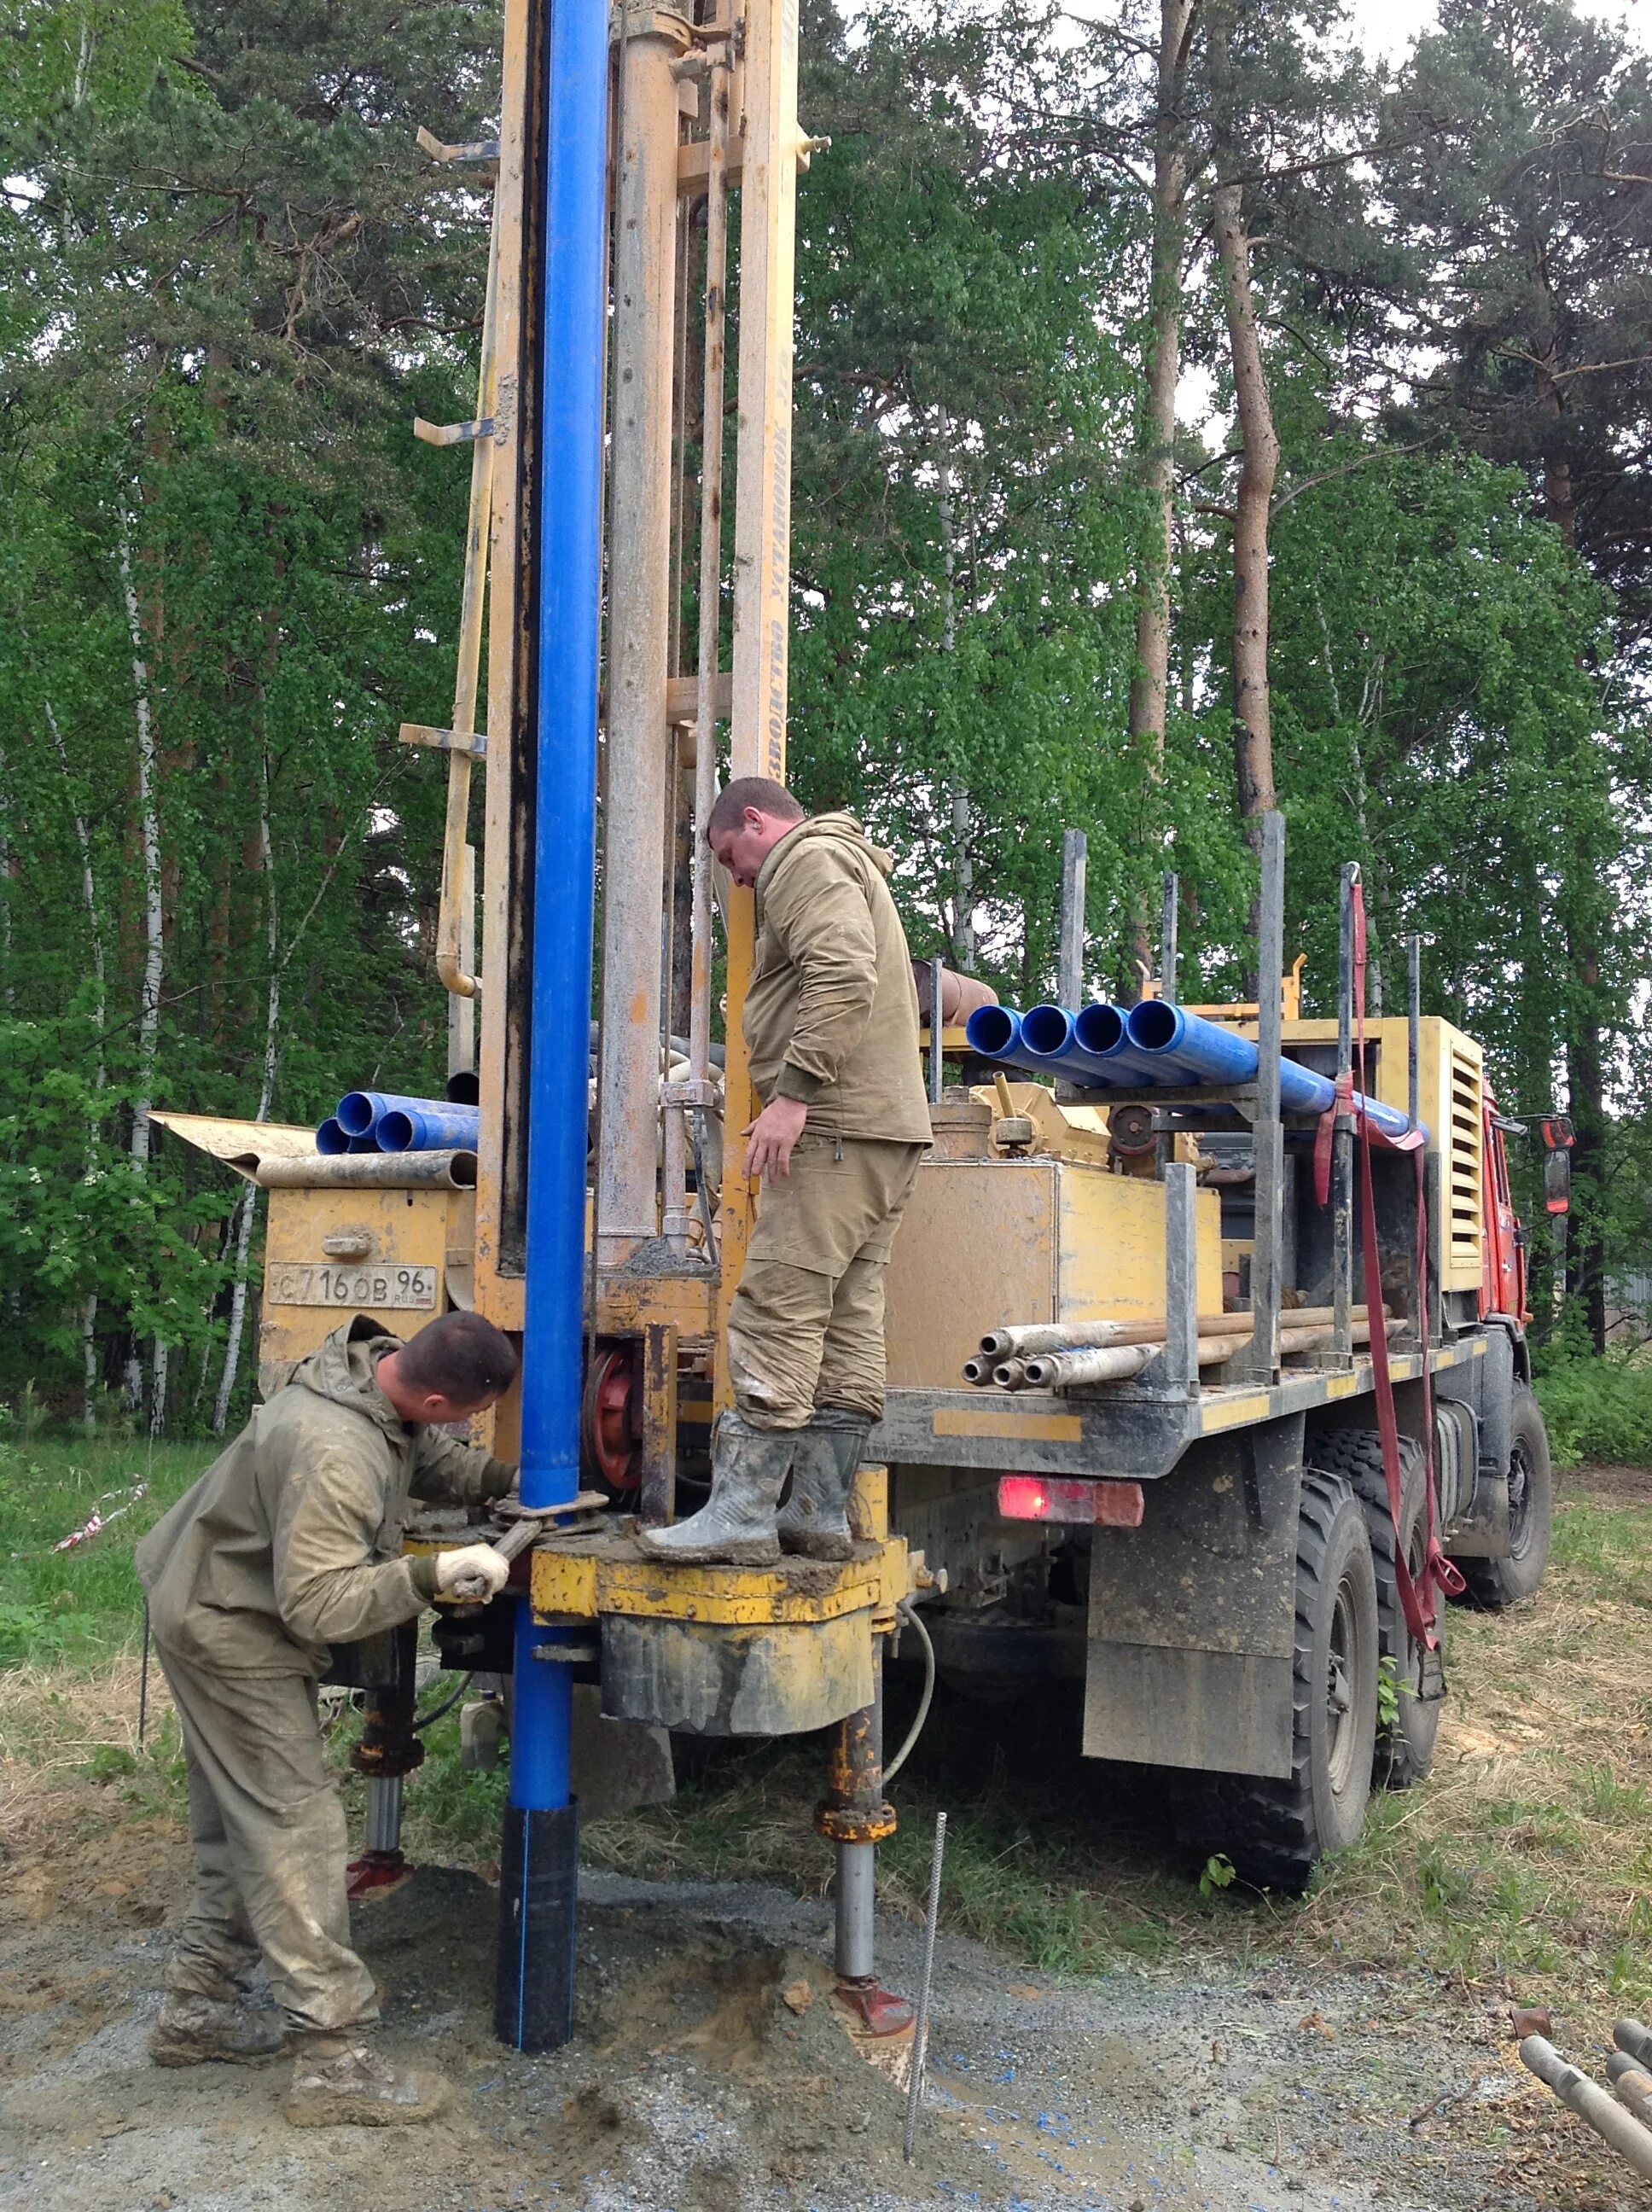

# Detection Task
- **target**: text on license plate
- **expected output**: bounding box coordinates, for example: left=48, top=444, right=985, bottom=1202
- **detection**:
left=269, top=1263, right=439, bottom=1311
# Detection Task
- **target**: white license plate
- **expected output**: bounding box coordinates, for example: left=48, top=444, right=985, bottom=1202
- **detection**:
left=269, top=1262, right=439, bottom=1311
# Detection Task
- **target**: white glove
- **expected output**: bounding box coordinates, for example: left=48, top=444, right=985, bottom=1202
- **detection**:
left=435, top=1543, right=511, bottom=1601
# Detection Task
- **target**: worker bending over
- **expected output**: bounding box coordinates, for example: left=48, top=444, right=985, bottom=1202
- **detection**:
left=136, top=1310, right=520, bottom=2126
left=641, top=777, right=932, bottom=1565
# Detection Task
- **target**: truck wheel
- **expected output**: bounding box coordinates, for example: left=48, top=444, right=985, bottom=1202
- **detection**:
left=1212, top=1472, right=1379, bottom=1894
left=1455, top=1392, right=1553, bottom=1610
left=1306, top=1430, right=1441, bottom=1790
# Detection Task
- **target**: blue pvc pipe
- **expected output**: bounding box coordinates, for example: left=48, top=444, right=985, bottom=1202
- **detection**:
left=335, top=1089, right=466, bottom=1144
left=315, top=1116, right=349, bottom=1155
left=1016, top=1005, right=1120, bottom=1089
left=376, top=1102, right=481, bottom=1154
left=964, top=1004, right=1051, bottom=1080
left=1071, top=1003, right=1187, bottom=1088
left=1126, top=1000, right=1424, bottom=1143
left=509, top=0, right=611, bottom=1828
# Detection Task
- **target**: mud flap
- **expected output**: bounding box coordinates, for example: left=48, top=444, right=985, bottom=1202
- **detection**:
left=1081, top=1416, right=1303, bottom=1778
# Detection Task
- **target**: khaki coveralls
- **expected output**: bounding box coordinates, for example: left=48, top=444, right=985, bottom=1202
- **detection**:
left=135, top=1318, right=513, bottom=2035
left=730, top=812, right=933, bottom=1429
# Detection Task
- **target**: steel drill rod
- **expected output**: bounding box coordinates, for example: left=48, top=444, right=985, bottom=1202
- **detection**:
left=1521, top=2036, right=1652, bottom=2181
left=902, top=1810, right=947, bottom=2164
left=998, top=1318, right=1395, bottom=1394
left=1617, top=2020, right=1652, bottom=2070
left=980, top=1306, right=1380, bottom=1359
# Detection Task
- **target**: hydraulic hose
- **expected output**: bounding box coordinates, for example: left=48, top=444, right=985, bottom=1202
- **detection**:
left=412, top=1670, right=474, bottom=1734
left=883, top=1600, right=936, bottom=1784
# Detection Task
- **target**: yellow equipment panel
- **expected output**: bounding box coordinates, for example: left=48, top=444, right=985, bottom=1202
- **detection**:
left=259, top=1187, right=476, bottom=1397
left=1275, top=1015, right=1484, bottom=1295
left=883, top=1157, right=1223, bottom=1392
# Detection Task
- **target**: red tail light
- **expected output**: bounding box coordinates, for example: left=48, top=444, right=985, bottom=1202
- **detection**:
left=997, top=1476, right=1144, bottom=1528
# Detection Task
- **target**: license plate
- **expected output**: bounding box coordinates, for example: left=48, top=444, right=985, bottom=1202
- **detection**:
left=269, top=1262, right=439, bottom=1311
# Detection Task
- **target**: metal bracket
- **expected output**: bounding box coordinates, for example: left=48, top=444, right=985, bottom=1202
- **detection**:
left=414, top=415, right=498, bottom=448
left=661, top=1077, right=719, bottom=1109
left=399, top=722, right=488, bottom=760
left=416, top=124, right=502, bottom=168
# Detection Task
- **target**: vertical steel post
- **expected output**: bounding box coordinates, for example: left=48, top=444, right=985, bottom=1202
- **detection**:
left=1407, top=934, right=1421, bottom=1129
left=817, top=1638, right=910, bottom=2034
left=637, top=1319, right=678, bottom=1526
left=495, top=0, right=611, bottom=2055
left=595, top=1, right=692, bottom=1265
left=1248, top=812, right=1285, bottom=1382
left=1164, top=1160, right=1199, bottom=1394
left=716, top=0, right=801, bottom=1407
left=1058, top=829, right=1087, bottom=1009
left=928, top=955, right=945, bottom=1105
left=1332, top=862, right=1357, bottom=1364
left=1159, top=870, right=1179, bottom=1004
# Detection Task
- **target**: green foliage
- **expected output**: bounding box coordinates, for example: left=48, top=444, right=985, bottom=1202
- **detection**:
left=1533, top=1352, right=1652, bottom=1472
left=1199, top=1850, right=1236, bottom=1899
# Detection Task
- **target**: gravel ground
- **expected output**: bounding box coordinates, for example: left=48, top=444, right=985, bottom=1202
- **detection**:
left=0, top=1825, right=1603, bottom=2212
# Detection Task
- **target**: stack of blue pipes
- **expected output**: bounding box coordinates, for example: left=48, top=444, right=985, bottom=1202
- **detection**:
left=314, top=1091, right=481, bottom=1155
left=964, top=999, right=1425, bottom=1145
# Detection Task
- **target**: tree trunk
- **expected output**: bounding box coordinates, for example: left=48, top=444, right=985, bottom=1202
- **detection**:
left=119, top=526, right=166, bottom=1420
left=1565, top=962, right=1608, bottom=1353
left=1212, top=174, right=1280, bottom=849
left=213, top=750, right=281, bottom=1433
left=46, top=699, right=108, bottom=1430
left=1129, top=0, right=1199, bottom=766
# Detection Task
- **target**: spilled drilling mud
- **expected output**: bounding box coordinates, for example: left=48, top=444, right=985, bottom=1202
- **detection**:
left=0, top=1817, right=1621, bottom=2212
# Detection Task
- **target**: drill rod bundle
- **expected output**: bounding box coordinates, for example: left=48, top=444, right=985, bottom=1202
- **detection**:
left=963, top=1308, right=1397, bottom=1391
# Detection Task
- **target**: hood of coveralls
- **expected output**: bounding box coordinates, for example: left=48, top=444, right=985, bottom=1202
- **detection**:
left=290, top=1317, right=408, bottom=1443
left=754, top=811, right=896, bottom=899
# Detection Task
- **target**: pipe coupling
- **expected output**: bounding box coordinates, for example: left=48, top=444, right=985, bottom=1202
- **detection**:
left=350, top=1738, right=427, bottom=1782
left=816, top=1798, right=897, bottom=1847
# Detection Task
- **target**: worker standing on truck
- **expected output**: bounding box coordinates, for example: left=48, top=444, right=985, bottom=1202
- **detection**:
left=640, top=777, right=933, bottom=1566
left=135, top=1310, right=521, bottom=2126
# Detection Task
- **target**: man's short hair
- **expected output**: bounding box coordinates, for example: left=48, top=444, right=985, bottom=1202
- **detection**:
left=398, top=1312, right=518, bottom=1402
left=706, top=777, right=805, bottom=843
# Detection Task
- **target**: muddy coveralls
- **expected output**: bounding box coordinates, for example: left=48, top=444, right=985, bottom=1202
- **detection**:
left=134, top=1318, right=514, bottom=2038
left=729, top=812, right=934, bottom=1430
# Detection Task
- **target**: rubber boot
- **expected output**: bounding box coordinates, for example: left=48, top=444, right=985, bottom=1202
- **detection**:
left=148, top=1990, right=288, bottom=2067
left=283, top=2035, right=451, bottom=2128
left=777, top=1408, right=870, bottom=1562
left=635, top=1413, right=795, bottom=1565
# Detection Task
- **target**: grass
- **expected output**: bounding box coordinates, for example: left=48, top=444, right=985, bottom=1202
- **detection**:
left=5, top=1423, right=1652, bottom=2044
left=0, top=1427, right=215, bottom=1671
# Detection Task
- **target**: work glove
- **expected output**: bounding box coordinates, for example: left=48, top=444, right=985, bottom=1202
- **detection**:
left=434, top=1543, right=511, bottom=1602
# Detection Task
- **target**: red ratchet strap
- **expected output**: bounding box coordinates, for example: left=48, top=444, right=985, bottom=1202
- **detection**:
left=1328, top=882, right=1463, bottom=1647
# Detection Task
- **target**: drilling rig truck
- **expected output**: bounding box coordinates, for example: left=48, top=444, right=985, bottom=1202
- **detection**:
left=154, top=0, right=1557, bottom=2050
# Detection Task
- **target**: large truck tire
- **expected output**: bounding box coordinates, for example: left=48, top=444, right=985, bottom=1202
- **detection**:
left=1306, top=1429, right=1441, bottom=1790
left=1190, top=1471, right=1379, bottom=1895
left=1454, top=1391, right=1553, bottom=1610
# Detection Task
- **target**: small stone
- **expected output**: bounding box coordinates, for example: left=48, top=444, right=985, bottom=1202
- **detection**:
left=780, top=1980, right=813, bottom=2016
left=1511, top=2005, right=1552, bottom=2039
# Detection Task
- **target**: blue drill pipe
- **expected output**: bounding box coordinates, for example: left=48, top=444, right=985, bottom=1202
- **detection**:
left=1070, top=1003, right=1185, bottom=1087
left=375, top=1101, right=482, bottom=1154
left=334, top=1089, right=453, bottom=1144
left=315, top=1117, right=349, bottom=1155
left=964, top=1004, right=1049, bottom=1078
left=493, top=0, right=609, bottom=2060
left=1126, top=999, right=1425, bottom=1144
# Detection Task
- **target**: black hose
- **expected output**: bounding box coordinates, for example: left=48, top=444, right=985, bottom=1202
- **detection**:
left=411, top=1671, right=474, bottom=1732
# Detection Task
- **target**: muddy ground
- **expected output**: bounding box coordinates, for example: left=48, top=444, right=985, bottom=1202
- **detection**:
left=0, top=1812, right=1627, bottom=2212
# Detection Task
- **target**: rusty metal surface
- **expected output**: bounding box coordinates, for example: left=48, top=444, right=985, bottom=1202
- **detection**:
left=596, top=3, right=693, bottom=1264
left=149, top=1110, right=319, bottom=1183
left=637, top=1320, right=679, bottom=1527
left=598, top=1611, right=873, bottom=1734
